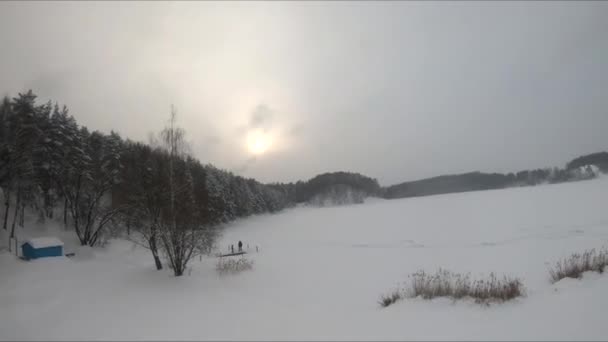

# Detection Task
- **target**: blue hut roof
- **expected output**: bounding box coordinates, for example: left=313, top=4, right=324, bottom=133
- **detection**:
left=23, top=237, right=64, bottom=249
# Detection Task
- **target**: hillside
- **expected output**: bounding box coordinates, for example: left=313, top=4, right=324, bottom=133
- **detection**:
left=383, top=152, right=606, bottom=199
left=384, top=172, right=512, bottom=199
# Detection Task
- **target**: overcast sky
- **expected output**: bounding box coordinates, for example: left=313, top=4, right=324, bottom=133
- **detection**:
left=1, top=1, right=607, bottom=185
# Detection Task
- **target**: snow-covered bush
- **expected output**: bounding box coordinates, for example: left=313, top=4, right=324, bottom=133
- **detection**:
left=379, top=269, right=525, bottom=307
left=216, top=257, right=254, bottom=275
left=569, top=165, right=599, bottom=181
left=549, top=247, right=608, bottom=283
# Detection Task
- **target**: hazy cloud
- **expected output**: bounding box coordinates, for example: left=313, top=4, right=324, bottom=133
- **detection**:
left=249, top=104, right=274, bottom=132
left=289, top=123, right=305, bottom=137
left=204, top=135, right=222, bottom=146
left=1, top=2, right=608, bottom=185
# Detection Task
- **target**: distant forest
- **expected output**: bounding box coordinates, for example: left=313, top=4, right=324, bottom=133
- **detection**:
left=384, top=153, right=608, bottom=199
left=1, top=90, right=606, bottom=274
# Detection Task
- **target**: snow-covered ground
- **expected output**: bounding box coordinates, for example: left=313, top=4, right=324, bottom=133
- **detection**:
left=2, top=177, right=608, bottom=340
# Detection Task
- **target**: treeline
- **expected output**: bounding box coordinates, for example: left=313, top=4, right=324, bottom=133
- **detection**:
left=384, top=155, right=604, bottom=200
left=0, top=91, right=297, bottom=275
left=294, top=171, right=381, bottom=206
left=0, top=90, right=382, bottom=275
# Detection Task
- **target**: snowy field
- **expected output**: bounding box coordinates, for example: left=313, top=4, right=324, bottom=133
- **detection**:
left=2, top=177, right=608, bottom=340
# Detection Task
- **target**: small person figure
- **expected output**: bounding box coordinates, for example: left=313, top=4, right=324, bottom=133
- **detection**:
left=231, top=244, right=234, bottom=254
left=238, top=240, right=243, bottom=252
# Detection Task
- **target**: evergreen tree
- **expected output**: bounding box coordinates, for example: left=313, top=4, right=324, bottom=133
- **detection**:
left=9, top=91, right=42, bottom=240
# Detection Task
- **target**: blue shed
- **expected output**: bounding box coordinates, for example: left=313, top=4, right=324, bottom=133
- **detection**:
left=21, top=237, right=64, bottom=260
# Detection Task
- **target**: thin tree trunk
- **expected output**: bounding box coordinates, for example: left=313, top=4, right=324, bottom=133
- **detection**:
left=168, top=110, right=179, bottom=276
left=154, top=255, right=162, bottom=270
left=35, top=199, right=45, bottom=224
left=149, top=235, right=162, bottom=270
left=2, top=191, right=9, bottom=230
left=63, top=197, right=68, bottom=228
left=19, top=203, right=25, bottom=227
left=9, top=190, right=20, bottom=240
left=45, top=190, right=53, bottom=219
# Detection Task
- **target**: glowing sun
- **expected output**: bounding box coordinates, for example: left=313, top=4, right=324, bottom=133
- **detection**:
left=246, top=131, right=273, bottom=155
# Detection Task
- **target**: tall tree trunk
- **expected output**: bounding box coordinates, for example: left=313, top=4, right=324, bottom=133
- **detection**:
left=9, top=190, right=21, bottom=242
left=46, top=191, right=50, bottom=219
left=153, top=253, right=162, bottom=270
left=44, top=190, right=53, bottom=219
left=2, top=191, right=9, bottom=230
left=168, top=109, right=179, bottom=276
left=35, top=198, right=45, bottom=224
left=63, top=197, right=68, bottom=228
left=19, top=203, right=25, bottom=227
left=150, top=235, right=162, bottom=270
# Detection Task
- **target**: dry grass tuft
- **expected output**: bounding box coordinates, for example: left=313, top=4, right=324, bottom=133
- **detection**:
left=549, top=247, right=608, bottom=283
left=216, top=257, right=254, bottom=275
left=407, top=269, right=524, bottom=303
left=379, top=269, right=525, bottom=308
left=378, top=289, right=404, bottom=308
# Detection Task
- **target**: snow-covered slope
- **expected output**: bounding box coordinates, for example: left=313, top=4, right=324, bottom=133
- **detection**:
left=2, top=178, right=608, bottom=340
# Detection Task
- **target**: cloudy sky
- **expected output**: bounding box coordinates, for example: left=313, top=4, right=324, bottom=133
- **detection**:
left=1, top=1, right=607, bottom=185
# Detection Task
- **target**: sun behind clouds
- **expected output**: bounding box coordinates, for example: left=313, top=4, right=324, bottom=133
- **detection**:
left=246, top=130, right=273, bottom=155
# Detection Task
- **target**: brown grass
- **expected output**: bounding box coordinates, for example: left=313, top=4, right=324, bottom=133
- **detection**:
left=407, top=269, right=524, bottom=303
left=548, top=247, right=608, bottom=283
left=379, top=269, right=525, bottom=308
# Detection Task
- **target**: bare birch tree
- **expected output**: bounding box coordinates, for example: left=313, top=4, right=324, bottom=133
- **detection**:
left=158, top=107, right=217, bottom=276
